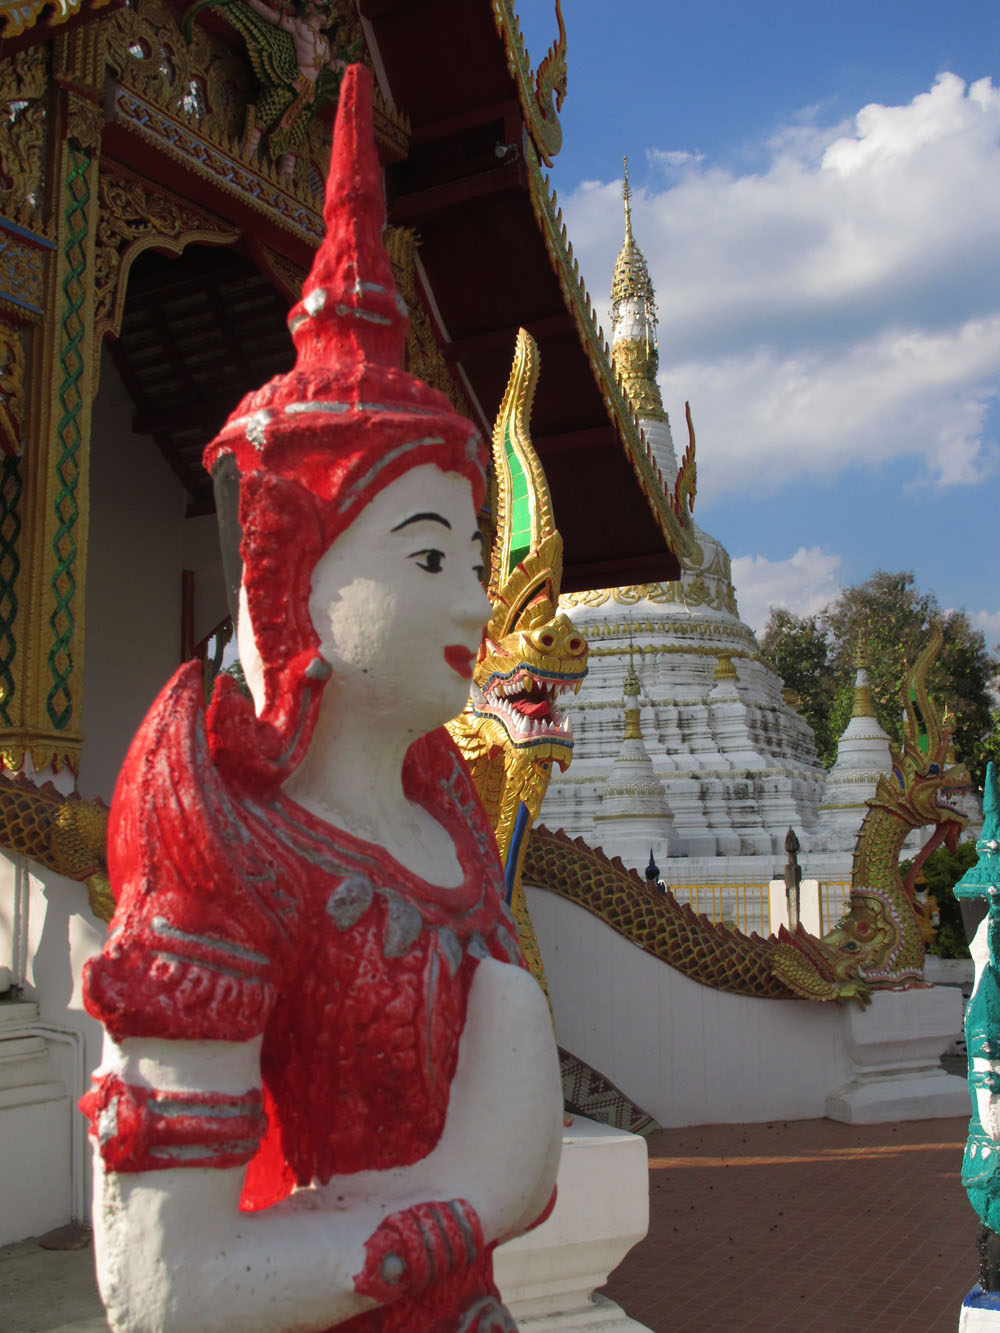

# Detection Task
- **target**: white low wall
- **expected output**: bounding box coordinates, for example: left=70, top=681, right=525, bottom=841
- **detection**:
left=526, top=884, right=969, bottom=1127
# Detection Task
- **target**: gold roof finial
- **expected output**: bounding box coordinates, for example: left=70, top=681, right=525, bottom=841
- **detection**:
left=623, top=156, right=634, bottom=243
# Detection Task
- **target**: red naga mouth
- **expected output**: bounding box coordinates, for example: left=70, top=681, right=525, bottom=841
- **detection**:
left=470, top=667, right=583, bottom=742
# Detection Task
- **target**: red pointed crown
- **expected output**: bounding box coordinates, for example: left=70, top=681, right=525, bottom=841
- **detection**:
left=202, top=64, right=487, bottom=780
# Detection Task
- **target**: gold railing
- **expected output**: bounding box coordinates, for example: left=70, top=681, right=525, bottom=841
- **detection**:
left=666, top=882, right=771, bottom=937
left=818, top=881, right=852, bottom=934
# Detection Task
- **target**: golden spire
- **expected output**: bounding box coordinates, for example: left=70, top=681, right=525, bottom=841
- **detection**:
left=623, top=156, right=634, bottom=245
left=611, top=157, right=656, bottom=311
left=610, top=156, right=667, bottom=422
left=623, top=635, right=643, bottom=740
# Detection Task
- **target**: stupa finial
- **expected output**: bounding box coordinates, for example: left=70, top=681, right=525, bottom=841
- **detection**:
left=610, top=156, right=666, bottom=422
left=623, top=631, right=640, bottom=698
left=622, top=632, right=643, bottom=740
left=622, top=156, right=634, bottom=242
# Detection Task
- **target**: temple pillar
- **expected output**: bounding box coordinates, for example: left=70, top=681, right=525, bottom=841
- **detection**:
left=1, top=23, right=107, bottom=777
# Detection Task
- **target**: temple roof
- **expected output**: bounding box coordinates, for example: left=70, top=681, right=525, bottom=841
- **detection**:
left=88, top=0, right=695, bottom=591
left=5, top=2, right=696, bottom=587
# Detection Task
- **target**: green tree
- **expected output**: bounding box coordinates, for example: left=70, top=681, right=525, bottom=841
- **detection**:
left=899, top=841, right=979, bottom=959
left=761, top=571, right=1000, bottom=783
left=759, top=609, right=837, bottom=765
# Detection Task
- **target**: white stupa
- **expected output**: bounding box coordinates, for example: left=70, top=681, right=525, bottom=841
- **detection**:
left=591, top=643, right=674, bottom=865
left=807, top=664, right=892, bottom=854
left=545, top=163, right=827, bottom=881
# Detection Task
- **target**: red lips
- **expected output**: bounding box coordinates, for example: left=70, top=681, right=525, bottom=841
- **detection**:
left=444, top=645, right=474, bottom=679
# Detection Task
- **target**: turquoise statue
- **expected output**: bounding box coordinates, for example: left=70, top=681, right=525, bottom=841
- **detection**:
left=958, top=761, right=1000, bottom=1326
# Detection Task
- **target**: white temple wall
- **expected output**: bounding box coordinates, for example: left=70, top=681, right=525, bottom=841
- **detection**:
left=80, top=349, right=226, bottom=802
left=0, top=351, right=227, bottom=1245
left=527, top=884, right=852, bottom=1126
left=0, top=858, right=104, bottom=1241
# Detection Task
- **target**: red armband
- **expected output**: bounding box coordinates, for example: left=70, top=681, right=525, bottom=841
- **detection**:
left=80, top=1072, right=266, bottom=1172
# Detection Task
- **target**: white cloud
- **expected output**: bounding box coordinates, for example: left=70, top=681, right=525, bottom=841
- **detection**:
left=563, top=74, right=1000, bottom=499
left=646, top=147, right=705, bottom=172
left=972, top=610, right=1000, bottom=646
left=661, top=317, right=1000, bottom=497
left=731, top=547, right=843, bottom=634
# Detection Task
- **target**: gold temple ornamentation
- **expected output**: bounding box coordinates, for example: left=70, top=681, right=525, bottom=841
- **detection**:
left=93, top=170, right=241, bottom=345
left=383, top=225, right=475, bottom=424
left=492, top=0, right=566, bottom=167
left=0, top=0, right=111, bottom=42
left=0, top=44, right=50, bottom=234
left=0, top=322, right=26, bottom=455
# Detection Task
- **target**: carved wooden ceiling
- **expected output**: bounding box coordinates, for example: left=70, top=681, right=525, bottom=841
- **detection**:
left=98, top=0, right=684, bottom=588
left=109, top=244, right=294, bottom=515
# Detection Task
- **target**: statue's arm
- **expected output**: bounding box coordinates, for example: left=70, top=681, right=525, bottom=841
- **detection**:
left=87, top=958, right=561, bottom=1332
left=241, top=0, right=284, bottom=28
left=412, top=956, right=563, bottom=1243
left=88, top=1034, right=381, bottom=1333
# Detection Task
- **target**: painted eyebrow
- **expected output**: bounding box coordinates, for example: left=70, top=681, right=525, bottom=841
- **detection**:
left=471, top=531, right=486, bottom=547
left=390, top=511, right=451, bottom=533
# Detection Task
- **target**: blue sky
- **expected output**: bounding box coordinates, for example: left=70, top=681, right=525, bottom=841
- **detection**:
left=516, top=2, right=1000, bottom=645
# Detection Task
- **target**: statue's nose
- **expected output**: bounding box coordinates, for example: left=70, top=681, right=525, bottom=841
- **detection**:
left=521, top=615, right=587, bottom=659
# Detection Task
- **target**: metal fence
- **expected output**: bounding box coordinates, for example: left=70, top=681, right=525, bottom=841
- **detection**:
left=666, top=882, right=772, bottom=937
left=664, top=879, right=855, bottom=938
left=817, top=881, right=852, bottom=934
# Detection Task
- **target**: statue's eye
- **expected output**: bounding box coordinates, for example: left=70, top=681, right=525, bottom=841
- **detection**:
left=473, top=563, right=485, bottom=582
left=410, top=549, right=444, bottom=573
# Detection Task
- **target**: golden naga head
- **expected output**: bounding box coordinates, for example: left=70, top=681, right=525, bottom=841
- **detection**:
left=871, top=622, right=971, bottom=847
left=468, top=329, right=588, bottom=769
left=821, top=897, right=898, bottom=975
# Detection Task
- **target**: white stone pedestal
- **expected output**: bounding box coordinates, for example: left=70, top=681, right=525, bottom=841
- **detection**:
left=961, top=1287, right=1000, bottom=1328
left=825, top=986, right=970, bottom=1123
left=0, top=999, right=72, bottom=1245
left=495, top=1116, right=652, bottom=1331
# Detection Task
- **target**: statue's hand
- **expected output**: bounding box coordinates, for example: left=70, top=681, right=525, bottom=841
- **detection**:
left=354, top=1198, right=484, bottom=1304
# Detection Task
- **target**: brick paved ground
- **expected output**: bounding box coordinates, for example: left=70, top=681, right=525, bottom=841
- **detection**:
left=602, top=1116, right=975, bottom=1333
left=1, top=1116, right=977, bottom=1332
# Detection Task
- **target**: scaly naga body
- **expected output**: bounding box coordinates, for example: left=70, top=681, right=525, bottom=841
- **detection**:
left=0, top=771, right=111, bottom=919
left=448, top=328, right=587, bottom=991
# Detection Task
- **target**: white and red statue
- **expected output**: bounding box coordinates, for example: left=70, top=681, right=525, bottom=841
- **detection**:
left=81, top=64, right=562, bottom=1333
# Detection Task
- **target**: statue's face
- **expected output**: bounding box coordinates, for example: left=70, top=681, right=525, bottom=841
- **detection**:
left=307, top=464, right=490, bottom=740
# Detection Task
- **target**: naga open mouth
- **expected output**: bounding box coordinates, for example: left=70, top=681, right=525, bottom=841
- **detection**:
left=470, top=667, right=583, bottom=744
left=934, top=787, right=967, bottom=817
